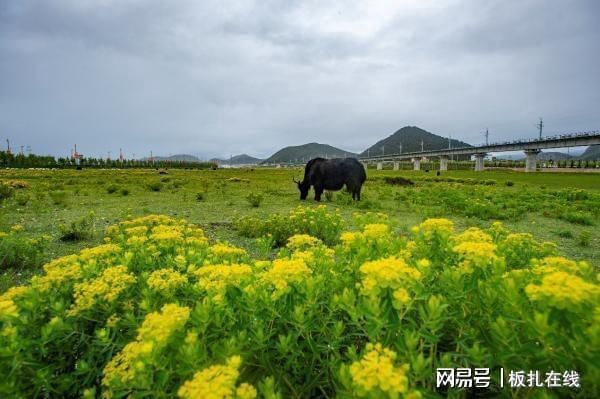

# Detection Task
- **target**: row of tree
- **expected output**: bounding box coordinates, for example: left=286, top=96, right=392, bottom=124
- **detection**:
left=0, top=151, right=217, bottom=170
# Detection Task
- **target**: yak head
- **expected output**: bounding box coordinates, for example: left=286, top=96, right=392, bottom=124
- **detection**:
left=293, top=177, right=309, bottom=200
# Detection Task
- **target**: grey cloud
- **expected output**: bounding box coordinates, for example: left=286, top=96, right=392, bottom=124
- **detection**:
left=0, top=0, right=598, bottom=159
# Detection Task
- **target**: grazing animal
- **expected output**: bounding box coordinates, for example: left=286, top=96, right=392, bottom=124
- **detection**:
left=294, top=158, right=366, bottom=201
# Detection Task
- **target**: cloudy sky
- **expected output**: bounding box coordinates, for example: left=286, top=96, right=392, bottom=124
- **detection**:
left=1, top=0, right=598, bottom=159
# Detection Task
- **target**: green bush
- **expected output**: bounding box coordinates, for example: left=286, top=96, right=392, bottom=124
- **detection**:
left=120, top=188, right=130, bottom=196
left=15, top=193, right=31, bottom=206
left=505, top=180, right=514, bottom=187
left=49, top=190, right=68, bottom=206
left=147, top=182, right=163, bottom=192
left=234, top=205, right=344, bottom=246
left=561, top=211, right=594, bottom=226
left=0, top=183, right=14, bottom=201
left=556, top=229, right=574, bottom=239
left=0, top=228, right=48, bottom=270
left=106, top=184, right=119, bottom=194
left=195, top=192, right=205, bottom=202
left=577, top=231, right=591, bottom=247
left=58, top=212, right=96, bottom=241
left=245, top=192, right=263, bottom=208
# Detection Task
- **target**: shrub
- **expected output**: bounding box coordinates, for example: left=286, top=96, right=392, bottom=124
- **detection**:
left=235, top=205, right=344, bottom=246
left=0, top=215, right=597, bottom=398
left=195, top=192, right=205, bottom=202
left=577, top=231, right=591, bottom=247
left=49, top=190, right=68, bottom=206
left=561, top=211, right=594, bottom=226
left=147, top=182, right=163, bottom=192
left=120, top=188, right=130, bottom=196
left=245, top=192, right=263, bottom=208
left=0, top=228, right=48, bottom=270
left=15, top=193, right=31, bottom=206
left=505, top=180, right=514, bottom=187
left=556, top=229, right=574, bottom=239
left=106, top=184, right=119, bottom=194
left=58, top=212, right=96, bottom=241
left=227, top=177, right=250, bottom=183
left=0, top=183, right=14, bottom=201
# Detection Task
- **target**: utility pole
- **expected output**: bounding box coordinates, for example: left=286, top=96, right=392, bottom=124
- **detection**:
left=537, top=118, right=543, bottom=139
left=421, top=140, right=424, bottom=152
left=484, top=128, right=489, bottom=146
left=6, top=139, right=11, bottom=155
left=20, top=145, right=24, bottom=155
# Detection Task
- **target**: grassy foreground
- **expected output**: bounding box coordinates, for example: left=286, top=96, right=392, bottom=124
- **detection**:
left=0, top=167, right=598, bottom=397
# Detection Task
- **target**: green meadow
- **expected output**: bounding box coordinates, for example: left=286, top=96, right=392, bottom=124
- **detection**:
left=1, top=167, right=598, bottom=292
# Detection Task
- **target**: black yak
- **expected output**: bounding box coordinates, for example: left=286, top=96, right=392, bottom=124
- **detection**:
left=294, top=158, right=366, bottom=201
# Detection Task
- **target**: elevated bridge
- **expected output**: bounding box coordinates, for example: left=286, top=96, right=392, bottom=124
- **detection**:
left=359, top=131, right=600, bottom=172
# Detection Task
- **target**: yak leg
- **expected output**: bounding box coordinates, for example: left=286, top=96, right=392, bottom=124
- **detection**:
left=314, top=184, right=324, bottom=201
left=356, top=186, right=362, bottom=201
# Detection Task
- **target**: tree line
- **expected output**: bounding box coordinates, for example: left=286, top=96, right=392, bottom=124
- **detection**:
left=0, top=151, right=217, bottom=170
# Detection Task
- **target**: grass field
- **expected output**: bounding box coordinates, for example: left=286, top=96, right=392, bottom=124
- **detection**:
left=1, top=167, right=598, bottom=291
left=0, top=167, right=599, bottom=397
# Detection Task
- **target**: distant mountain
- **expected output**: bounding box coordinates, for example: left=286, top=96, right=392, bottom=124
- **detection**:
left=361, top=126, right=472, bottom=158
left=538, top=152, right=573, bottom=161
left=262, top=143, right=358, bottom=164
left=211, top=154, right=263, bottom=165
left=580, top=145, right=600, bottom=160
left=143, top=154, right=200, bottom=162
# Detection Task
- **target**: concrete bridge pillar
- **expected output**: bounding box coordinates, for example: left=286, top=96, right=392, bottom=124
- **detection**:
left=362, top=162, right=368, bottom=170
left=524, top=149, right=540, bottom=172
left=413, top=158, right=421, bottom=171
left=474, top=153, right=486, bottom=171
left=393, top=161, right=400, bottom=171
left=439, top=155, right=449, bottom=171
left=377, top=162, right=383, bottom=170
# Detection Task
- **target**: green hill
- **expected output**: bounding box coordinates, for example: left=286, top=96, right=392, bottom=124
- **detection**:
left=143, top=154, right=200, bottom=162
left=211, top=154, right=263, bottom=165
left=262, top=143, right=358, bottom=164
left=361, top=126, right=472, bottom=157
left=580, top=145, right=600, bottom=160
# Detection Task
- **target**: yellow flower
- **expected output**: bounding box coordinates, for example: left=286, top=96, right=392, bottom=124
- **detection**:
left=358, top=257, right=421, bottom=297
left=0, top=299, right=19, bottom=319
left=412, top=218, right=454, bottom=237
left=147, top=268, right=188, bottom=293
left=349, top=343, right=410, bottom=396
left=341, top=232, right=360, bottom=247
left=210, top=243, right=247, bottom=259
left=103, top=304, right=190, bottom=388
left=363, top=223, right=390, bottom=239
left=79, top=244, right=121, bottom=261
left=286, top=234, right=322, bottom=250
left=392, top=288, right=411, bottom=309
left=177, top=356, right=255, bottom=399
left=453, top=227, right=492, bottom=244
left=532, top=256, right=591, bottom=277
left=69, top=265, right=136, bottom=315
left=261, top=259, right=311, bottom=299
left=235, top=383, right=257, bottom=399
left=525, top=272, right=599, bottom=309
left=194, top=264, right=253, bottom=300
left=11, top=224, right=25, bottom=233
left=452, top=241, right=498, bottom=273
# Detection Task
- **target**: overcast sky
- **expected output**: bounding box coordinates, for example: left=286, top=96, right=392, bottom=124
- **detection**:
left=1, top=0, right=599, bottom=159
